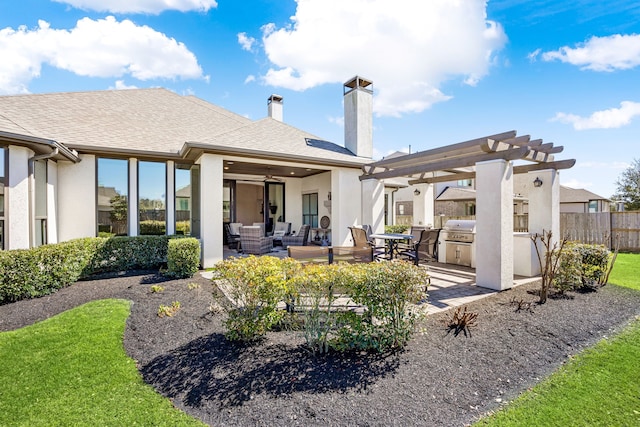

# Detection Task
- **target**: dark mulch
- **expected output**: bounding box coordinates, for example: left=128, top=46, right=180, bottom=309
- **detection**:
left=2, top=272, right=640, bottom=427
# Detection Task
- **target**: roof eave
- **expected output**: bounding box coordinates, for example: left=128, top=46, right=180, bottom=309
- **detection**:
left=0, top=130, right=80, bottom=163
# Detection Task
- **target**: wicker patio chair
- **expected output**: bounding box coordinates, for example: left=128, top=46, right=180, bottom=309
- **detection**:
left=238, top=225, right=274, bottom=255
left=282, top=224, right=311, bottom=248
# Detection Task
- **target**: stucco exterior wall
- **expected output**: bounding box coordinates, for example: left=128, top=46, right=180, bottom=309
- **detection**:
left=332, top=168, right=362, bottom=246
left=57, top=154, right=96, bottom=242
left=7, top=146, right=31, bottom=249
left=198, top=154, right=223, bottom=268
left=47, top=159, right=58, bottom=244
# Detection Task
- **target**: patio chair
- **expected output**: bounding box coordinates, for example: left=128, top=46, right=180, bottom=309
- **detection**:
left=224, top=223, right=241, bottom=250
left=399, top=229, right=440, bottom=265
left=331, top=246, right=374, bottom=264
left=349, top=226, right=386, bottom=260
left=272, top=221, right=291, bottom=246
left=238, top=225, right=274, bottom=255
left=282, top=224, right=311, bottom=248
left=252, top=222, right=266, bottom=236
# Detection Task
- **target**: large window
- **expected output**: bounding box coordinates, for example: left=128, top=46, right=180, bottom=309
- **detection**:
left=0, top=147, right=5, bottom=249
left=139, top=161, right=166, bottom=235
left=34, top=159, right=47, bottom=246
left=175, top=164, right=199, bottom=236
left=97, top=158, right=128, bottom=236
left=302, top=193, right=318, bottom=228
left=588, top=200, right=598, bottom=213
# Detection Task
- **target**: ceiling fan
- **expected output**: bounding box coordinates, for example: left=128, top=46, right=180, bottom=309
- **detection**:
left=263, top=167, right=284, bottom=182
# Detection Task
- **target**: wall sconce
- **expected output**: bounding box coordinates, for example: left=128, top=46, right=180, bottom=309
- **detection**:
left=533, top=177, right=543, bottom=188
left=414, top=188, right=421, bottom=196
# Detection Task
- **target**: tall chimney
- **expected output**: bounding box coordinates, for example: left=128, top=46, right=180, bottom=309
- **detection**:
left=268, top=94, right=283, bottom=121
left=343, top=76, right=373, bottom=158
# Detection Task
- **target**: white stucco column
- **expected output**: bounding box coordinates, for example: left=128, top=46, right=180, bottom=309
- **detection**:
left=412, top=183, right=435, bottom=227
left=331, top=168, right=362, bottom=245
left=528, top=169, right=560, bottom=244
left=57, top=155, right=96, bottom=241
left=166, top=160, right=175, bottom=235
left=128, top=158, right=138, bottom=236
left=47, top=160, right=58, bottom=244
left=7, top=146, right=31, bottom=249
left=476, top=159, right=514, bottom=290
left=361, top=178, right=385, bottom=234
left=198, top=153, right=224, bottom=268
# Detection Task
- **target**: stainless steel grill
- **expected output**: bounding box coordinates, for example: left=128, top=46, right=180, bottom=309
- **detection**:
left=439, top=220, right=476, bottom=267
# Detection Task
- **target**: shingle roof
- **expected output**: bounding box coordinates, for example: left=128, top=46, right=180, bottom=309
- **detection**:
left=560, top=186, right=610, bottom=203
left=0, top=88, right=367, bottom=165
left=436, top=186, right=477, bottom=201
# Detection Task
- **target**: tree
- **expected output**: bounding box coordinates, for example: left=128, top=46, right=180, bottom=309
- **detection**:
left=613, top=158, right=640, bottom=211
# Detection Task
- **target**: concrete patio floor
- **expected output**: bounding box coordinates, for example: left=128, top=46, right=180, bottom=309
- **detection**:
left=216, top=246, right=540, bottom=315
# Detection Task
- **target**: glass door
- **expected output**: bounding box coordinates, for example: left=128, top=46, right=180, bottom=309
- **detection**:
left=265, top=182, right=285, bottom=234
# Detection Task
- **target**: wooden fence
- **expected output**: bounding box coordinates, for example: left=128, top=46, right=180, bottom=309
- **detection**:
left=560, top=212, right=640, bottom=252
left=426, top=212, right=640, bottom=251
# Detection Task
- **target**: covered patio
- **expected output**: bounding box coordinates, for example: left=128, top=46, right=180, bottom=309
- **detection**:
left=360, top=130, right=576, bottom=291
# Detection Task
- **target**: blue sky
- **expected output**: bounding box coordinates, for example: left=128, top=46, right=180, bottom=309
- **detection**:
left=1, top=0, right=639, bottom=199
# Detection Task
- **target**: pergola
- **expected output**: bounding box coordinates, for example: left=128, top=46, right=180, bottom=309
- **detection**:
left=359, top=130, right=576, bottom=290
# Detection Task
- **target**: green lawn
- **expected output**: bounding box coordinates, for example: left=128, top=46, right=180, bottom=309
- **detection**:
left=608, top=252, right=640, bottom=291
left=0, top=299, right=204, bottom=426
left=476, top=252, right=640, bottom=426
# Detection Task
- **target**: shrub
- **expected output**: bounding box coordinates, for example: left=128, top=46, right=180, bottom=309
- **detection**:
left=385, top=224, right=409, bottom=234
left=556, top=242, right=611, bottom=291
left=292, top=263, right=341, bottom=354
left=166, top=238, right=200, bottom=278
left=175, top=220, right=191, bottom=235
left=334, top=261, right=428, bottom=352
left=214, top=256, right=301, bottom=341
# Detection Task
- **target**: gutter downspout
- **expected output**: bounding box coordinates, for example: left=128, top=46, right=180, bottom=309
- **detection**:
left=28, top=147, right=59, bottom=247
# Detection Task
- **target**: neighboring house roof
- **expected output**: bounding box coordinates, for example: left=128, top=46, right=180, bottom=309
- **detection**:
left=436, top=186, right=478, bottom=201
left=176, top=185, right=191, bottom=198
left=560, top=186, right=610, bottom=203
left=0, top=88, right=368, bottom=167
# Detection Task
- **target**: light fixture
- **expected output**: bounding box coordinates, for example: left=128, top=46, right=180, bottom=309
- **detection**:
left=533, top=177, right=543, bottom=188
left=414, top=188, right=421, bottom=196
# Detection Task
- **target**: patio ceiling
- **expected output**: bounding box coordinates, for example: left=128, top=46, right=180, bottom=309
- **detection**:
left=223, top=160, right=325, bottom=179
left=360, top=130, right=576, bottom=183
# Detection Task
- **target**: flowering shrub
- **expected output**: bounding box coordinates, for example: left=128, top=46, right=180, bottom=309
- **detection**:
left=214, top=256, right=301, bottom=341
left=334, top=261, right=428, bottom=352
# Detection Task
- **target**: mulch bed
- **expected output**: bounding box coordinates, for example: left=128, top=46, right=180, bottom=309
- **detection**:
left=2, top=271, right=640, bottom=426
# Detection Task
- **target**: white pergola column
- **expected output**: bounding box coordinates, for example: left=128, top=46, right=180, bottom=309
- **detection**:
left=198, top=153, right=224, bottom=268
left=57, top=154, right=96, bottom=241
left=7, top=146, right=31, bottom=249
left=476, top=159, right=514, bottom=290
left=331, top=168, right=363, bottom=245
left=128, top=158, right=138, bottom=236
left=361, top=178, right=385, bottom=234
left=166, top=160, right=175, bottom=235
left=527, top=169, right=560, bottom=244
left=412, top=183, right=434, bottom=227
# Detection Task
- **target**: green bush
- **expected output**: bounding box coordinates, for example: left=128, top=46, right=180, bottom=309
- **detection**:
left=334, top=261, right=428, bottom=352
left=214, top=256, right=300, bottom=341
left=166, top=238, right=200, bottom=278
left=0, top=235, right=196, bottom=305
left=555, top=242, right=611, bottom=291
left=385, top=224, right=410, bottom=234
left=292, top=263, right=341, bottom=354
left=175, top=220, right=191, bottom=235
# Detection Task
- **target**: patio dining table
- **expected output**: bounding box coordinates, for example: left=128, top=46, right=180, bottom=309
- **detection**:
left=369, top=233, right=413, bottom=260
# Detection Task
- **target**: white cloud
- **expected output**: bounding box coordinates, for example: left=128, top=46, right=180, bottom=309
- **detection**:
left=551, top=101, right=640, bottom=130
left=577, top=161, right=630, bottom=170
left=237, top=32, right=256, bottom=52
left=110, top=80, right=138, bottom=90
left=327, top=116, right=344, bottom=127
left=258, top=0, right=506, bottom=117
left=527, top=48, right=541, bottom=62
left=0, top=17, right=206, bottom=95
left=561, top=178, right=593, bottom=190
left=541, top=34, right=640, bottom=71
left=244, top=75, right=256, bottom=84
left=53, top=0, right=217, bottom=14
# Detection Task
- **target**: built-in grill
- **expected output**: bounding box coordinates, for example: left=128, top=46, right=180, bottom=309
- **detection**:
left=438, top=220, right=477, bottom=267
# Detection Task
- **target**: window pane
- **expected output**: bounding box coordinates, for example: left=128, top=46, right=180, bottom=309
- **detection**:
left=139, top=161, right=166, bottom=235
left=98, top=158, right=128, bottom=236
left=175, top=165, right=191, bottom=235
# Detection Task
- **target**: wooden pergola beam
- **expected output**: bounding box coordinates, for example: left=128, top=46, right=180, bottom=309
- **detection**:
left=407, top=159, right=577, bottom=185
left=361, top=146, right=529, bottom=181
left=364, top=130, right=517, bottom=171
